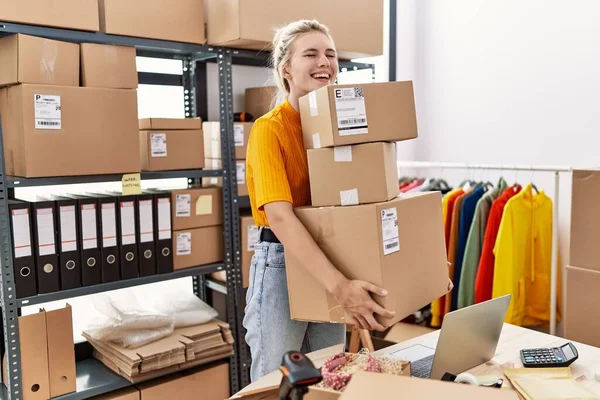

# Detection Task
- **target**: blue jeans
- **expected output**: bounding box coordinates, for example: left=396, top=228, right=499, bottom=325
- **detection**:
left=243, top=240, right=346, bottom=382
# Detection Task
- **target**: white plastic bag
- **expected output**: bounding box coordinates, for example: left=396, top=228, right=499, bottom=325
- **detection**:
left=144, top=286, right=219, bottom=328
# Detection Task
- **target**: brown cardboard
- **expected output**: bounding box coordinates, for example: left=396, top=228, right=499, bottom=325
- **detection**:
left=45, top=305, right=76, bottom=397
left=565, top=266, right=600, bottom=347
left=245, top=87, right=278, bottom=119
left=18, top=311, right=51, bottom=400
left=99, top=0, right=205, bottom=44
left=173, top=226, right=224, bottom=270
left=204, top=158, right=248, bottom=196
left=203, top=121, right=251, bottom=159
left=241, top=214, right=258, bottom=288
left=139, top=118, right=202, bottom=131
left=384, top=322, right=435, bottom=343
left=570, top=169, right=600, bottom=272
left=307, top=142, right=399, bottom=207
left=139, top=130, right=204, bottom=171
left=205, top=0, right=384, bottom=59
left=286, top=192, right=449, bottom=327
left=171, top=186, right=223, bottom=230
left=299, top=82, right=418, bottom=150
left=81, top=43, right=138, bottom=89
left=0, top=0, right=99, bottom=31
left=0, top=84, right=140, bottom=178
left=90, top=387, right=140, bottom=400
left=0, top=34, right=80, bottom=87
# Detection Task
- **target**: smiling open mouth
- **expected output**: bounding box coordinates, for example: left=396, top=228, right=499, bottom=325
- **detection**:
left=311, top=73, right=331, bottom=81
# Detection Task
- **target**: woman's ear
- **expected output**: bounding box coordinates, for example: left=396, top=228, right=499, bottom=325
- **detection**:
left=282, top=64, right=291, bottom=79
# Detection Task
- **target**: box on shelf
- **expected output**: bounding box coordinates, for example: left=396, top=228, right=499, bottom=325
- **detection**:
left=299, top=81, right=418, bottom=150
left=307, top=142, right=399, bottom=207
left=0, top=0, right=99, bottom=31
left=205, top=0, right=383, bottom=59
left=90, top=387, right=140, bottom=400
left=244, top=86, right=278, bottom=119
left=0, top=84, right=140, bottom=178
left=99, top=0, right=205, bottom=44
left=139, top=130, right=204, bottom=171
left=174, top=226, right=224, bottom=269
left=80, top=43, right=138, bottom=89
left=565, top=265, right=600, bottom=348
left=139, top=118, right=202, bottom=131
left=0, top=34, right=80, bottom=88
left=241, top=214, right=259, bottom=288
left=286, top=192, right=448, bottom=328
left=570, top=169, right=600, bottom=272
left=203, top=121, right=252, bottom=159
left=204, top=158, right=248, bottom=197
left=172, top=186, right=223, bottom=231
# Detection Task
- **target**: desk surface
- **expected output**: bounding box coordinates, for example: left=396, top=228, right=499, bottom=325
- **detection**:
left=375, top=323, right=600, bottom=395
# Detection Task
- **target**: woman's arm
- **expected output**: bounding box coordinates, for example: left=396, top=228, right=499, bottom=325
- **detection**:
left=265, top=201, right=395, bottom=331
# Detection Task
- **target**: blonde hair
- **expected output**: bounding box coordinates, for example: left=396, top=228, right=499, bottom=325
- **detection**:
left=271, top=19, right=335, bottom=97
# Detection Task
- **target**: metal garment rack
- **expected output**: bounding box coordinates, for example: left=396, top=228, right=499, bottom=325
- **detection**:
left=396, top=161, right=572, bottom=336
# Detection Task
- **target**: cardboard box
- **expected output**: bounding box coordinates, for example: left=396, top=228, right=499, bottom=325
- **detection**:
left=245, top=86, right=278, bottom=119
left=99, top=0, right=205, bottom=44
left=0, top=0, right=99, bottom=31
left=0, top=85, right=140, bottom=178
left=139, top=130, right=204, bottom=171
left=174, top=226, right=224, bottom=269
left=81, top=43, right=138, bottom=89
left=139, top=118, right=202, bottom=131
left=45, top=306, right=76, bottom=398
left=205, top=0, right=383, bottom=59
left=565, top=266, right=600, bottom=348
left=570, top=169, right=600, bottom=272
left=286, top=192, right=448, bottom=327
left=299, top=82, right=418, bottom=150
left=241, top=214, right=259, bottom=288
left=307, top=142, right=399, bottom=207
left=172, top=187, right=223, bottom=230
left=0, top=34, right=80, bottom=87
left=204, top=158, right=248, bottom=196
left=203, top=122, right=251, bottom=159
left=384, top=322, right=435, bottom=344
left=91, top=387, right=140, bottom=400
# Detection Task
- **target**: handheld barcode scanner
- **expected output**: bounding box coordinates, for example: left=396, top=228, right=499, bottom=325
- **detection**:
left=278, top=351, right=322, bottom=400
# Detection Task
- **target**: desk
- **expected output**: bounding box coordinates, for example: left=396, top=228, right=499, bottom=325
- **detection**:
left=374, top=323, right=600, bottom=395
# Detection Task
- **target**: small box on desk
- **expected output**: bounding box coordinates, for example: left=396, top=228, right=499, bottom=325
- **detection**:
left=565, top=265, right=600, bottom=348
left=173, top=226, right=224, bottom=270
left=81, top=43, right=138, bottom=89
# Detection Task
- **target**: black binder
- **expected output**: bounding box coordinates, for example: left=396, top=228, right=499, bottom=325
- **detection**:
left=144, top=189, right=173, bottom=274
left=8, top=200, right=37, bottom=298
left=85, top=193, right=120, bottom=283
left=136, top=193, right=157, bottom=277
left=112, top=193, right=139, bottom=280
left=28, top=199, right=60, bottom=294
left=51, top=195, right=82, bottom=290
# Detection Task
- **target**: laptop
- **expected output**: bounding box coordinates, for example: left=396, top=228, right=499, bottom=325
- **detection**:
left=383, top=295, right=511, bottom=380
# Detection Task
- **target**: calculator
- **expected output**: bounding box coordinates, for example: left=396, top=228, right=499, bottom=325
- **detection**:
left=520, top=342, right=578, bottom=368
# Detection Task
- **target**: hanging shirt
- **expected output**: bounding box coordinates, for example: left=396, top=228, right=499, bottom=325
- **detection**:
left=445, top=190, right=471, bottom=315
left=491, top=184, right=560, bottom=326
left=458, top=178, right=508, bottom=308
left=451, top=187, right=486, bottom=311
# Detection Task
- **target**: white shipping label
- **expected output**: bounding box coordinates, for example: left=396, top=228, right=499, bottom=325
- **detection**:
left=59, top=206, right=77, bottom=252
left=101, top=203, right=117, bottom=248
left=247, top=225, right=259, bottom=251
left=312, top=133, right=321, bottom=149
left=36, top=208, right=56, bottom=255
left=334, top=87, right=368, bottom=136
left=381, top=208, right=400, bottom=255
left=176, top=194, right=191, bottom=217
left=177, top=232, right=192, bottom=255
left=340, top=189, right=359, bottom=206
left=150, top=133, right=167, bottom=157
left=334, top=146, right=353, bottom=162
left=34, top=94, right=61, bottom=130
left=234, top=125, right=245, bottom=147
left=237, top=162, right=246, bottom=184
left=120, top=201, right=136, bottom=245
left=309, top=91, right=318, bottom=116
left=81, top=204, right=98, bottom=250
left=158, top=198, right=172, bottom=240
left=139, top=200, right=154, bottom=243
left=11, top=209, right=32, bottom=258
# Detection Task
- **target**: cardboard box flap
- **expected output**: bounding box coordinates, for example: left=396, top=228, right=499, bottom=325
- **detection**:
left=339, top=371, right=520, bottom=399
left=139, top=117, right=202, bottom=130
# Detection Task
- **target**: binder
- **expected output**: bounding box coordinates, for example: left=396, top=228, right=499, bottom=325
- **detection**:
left=136, top=193, right=157, bottom=277
left=50, top=196, right=82, bottom=290
left=145, top=189, right=173, bottom=274
left=28, top=199, right=60, bottom=294
left=8, top=200, right=37, bottom=298
left=85, top=193, right=120, bottom=283
left=111, top=193, right=139, bottom=280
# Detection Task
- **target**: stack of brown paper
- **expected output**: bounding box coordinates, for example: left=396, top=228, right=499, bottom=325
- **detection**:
left=83, top=320, right=234, bottom=383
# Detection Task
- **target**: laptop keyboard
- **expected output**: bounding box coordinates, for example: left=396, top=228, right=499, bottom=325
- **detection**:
left=411, top=355, right=434, bottom=378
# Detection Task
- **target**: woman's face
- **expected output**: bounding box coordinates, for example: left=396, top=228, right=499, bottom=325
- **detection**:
left=284, top=31, right=338, bottom=97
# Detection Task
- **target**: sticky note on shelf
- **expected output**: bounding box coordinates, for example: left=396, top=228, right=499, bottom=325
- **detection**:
left=122, top=173, right=142, bottom=195
left=196, top=195, right=213, bottom=215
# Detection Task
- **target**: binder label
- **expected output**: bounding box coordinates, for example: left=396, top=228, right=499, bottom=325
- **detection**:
left=381, top=207, right=400, bottom=255
left=139, top=200, right=154, bottom=243
left=101, top=203, right=117, bottom=248
left=334, top=87, right=368, bottom=136
left=120, top=202, right=136, bottom=245
left=236, top=162, right=246, bottom=185
left=234, top=125, right=245, bottom=147
left=34, top=94, right=61, bottom=130
left=158, top=198, right=172, bottom=240
left=176, top=232, right=192, bottom=255
left=151, top=133, right=167, bottom=157
left=59, top=205, right=77, bottom=252
left=11, top=209, right=32, bottom=258
left=36, top=208, right=56, bottom=256
left=176, top=194, right=191, bottom=217
left=81, top=204, right=98, bottom=249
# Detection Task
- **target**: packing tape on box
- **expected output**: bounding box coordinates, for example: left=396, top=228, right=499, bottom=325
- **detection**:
left=340, top=189, right=359, bottom=206
left=334, top=146, right=352, bottom=162
left=312, top=133, right=321, bottom=149
left=41, top=39, right=58, bottom=83
left=316, top=207, right=334, bottom=244
left=309, top=91, right=318, bottom=116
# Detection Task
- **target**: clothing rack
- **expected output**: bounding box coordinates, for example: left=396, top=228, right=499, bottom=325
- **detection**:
left=396, top=161, right=572, bottom=336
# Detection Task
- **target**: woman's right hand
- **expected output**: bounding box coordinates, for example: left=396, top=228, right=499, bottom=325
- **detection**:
left=331, top=278, right=396, bottom=332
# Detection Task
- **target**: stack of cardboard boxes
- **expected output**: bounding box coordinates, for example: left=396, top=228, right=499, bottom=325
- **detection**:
left=287, top=81, right=450, bottom=328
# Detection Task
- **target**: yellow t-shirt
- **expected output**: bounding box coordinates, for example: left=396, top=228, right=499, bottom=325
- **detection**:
left=246, top=99, right=311, bottom=227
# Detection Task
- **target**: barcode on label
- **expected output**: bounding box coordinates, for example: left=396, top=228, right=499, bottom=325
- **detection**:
left=339, top=118, right=367, bottom=125
left=385, top=242, right=399, bottom=250
left=39, top=121, right=60, bottom=126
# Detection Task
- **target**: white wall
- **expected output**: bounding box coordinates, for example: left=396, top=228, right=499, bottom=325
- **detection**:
left=398, top=0, right=600, bottom=333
